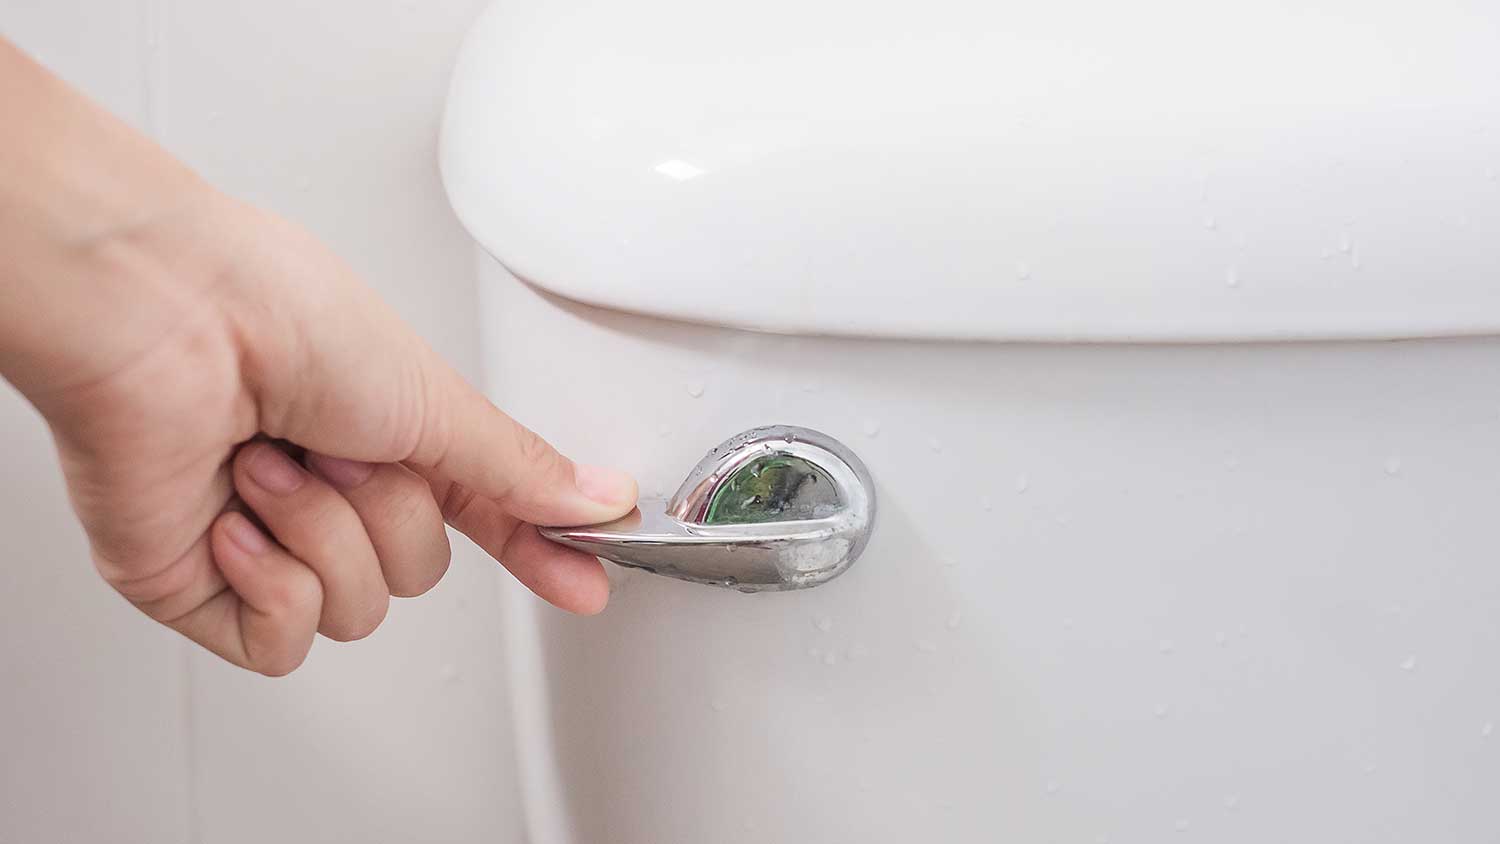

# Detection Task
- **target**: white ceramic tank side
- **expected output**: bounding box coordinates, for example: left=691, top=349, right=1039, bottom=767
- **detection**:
left=443, top=0, right=1500, bottom=343
left=479, top=257, right=1500, bottom=844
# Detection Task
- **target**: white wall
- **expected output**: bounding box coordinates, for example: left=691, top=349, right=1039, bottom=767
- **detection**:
left=0, top=3, right=525, bottom=842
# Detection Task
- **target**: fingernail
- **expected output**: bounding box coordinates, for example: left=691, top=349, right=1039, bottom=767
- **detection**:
left=223, top=512, right=271, bottom=555
left=246, top=445, right=305, bottom=495
left=574, top=464, right=636, bottom=507
left=306, top=453, right=375, bottom=489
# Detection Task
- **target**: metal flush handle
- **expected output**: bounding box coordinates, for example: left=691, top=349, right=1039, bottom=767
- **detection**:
left=540, top=425, right=876, bottom=592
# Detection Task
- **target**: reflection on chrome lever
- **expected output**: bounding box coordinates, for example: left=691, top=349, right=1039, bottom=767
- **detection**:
left=540, top=425, right=876, bottom=592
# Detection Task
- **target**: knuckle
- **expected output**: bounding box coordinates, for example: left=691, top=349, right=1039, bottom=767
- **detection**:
left=378, top=474, right=434, bottom=534
left=267, top=569, right=323, bottom=616
left=255, top=648, right=310, bottom=678
left=513, top=424, right=558, bottom=472
left=439, top=481, right=479, bottom=523
left=323, top=595, right=388, bottom=642
left=389, top=542, right=452, bottom=598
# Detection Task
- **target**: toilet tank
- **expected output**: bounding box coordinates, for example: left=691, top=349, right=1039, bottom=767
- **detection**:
left=440, top=1, right=1500, bottom=841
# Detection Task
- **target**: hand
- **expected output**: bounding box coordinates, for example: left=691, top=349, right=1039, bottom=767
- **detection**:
left=0, top=39, right=636, bottom=675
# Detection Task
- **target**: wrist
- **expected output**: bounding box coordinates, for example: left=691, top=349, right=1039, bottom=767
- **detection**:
left=0, top=37, right=230, bottom=402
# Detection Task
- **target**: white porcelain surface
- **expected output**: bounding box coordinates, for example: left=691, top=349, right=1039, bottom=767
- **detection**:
left=443, top=0, right=1500, bottom=342
left=482, top=263, right=1500, bottom=843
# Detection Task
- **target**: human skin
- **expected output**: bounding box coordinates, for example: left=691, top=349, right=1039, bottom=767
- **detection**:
left=0, top=38, right=637, bottom=675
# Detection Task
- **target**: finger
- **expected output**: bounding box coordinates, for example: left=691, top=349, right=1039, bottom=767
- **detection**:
left=407, top=359, right=639, bottom=527
left=430, top=475, right=609, bottom=615
left=232, top=441, right=389, bottom=641
left=305, top=453, right=450, bottom=598
left=181, top=511, right=324, bottom=676
left=226, top=235, right=637, bottom=527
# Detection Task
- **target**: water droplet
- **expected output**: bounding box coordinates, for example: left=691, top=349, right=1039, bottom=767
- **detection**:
left=801, top=378, right=821, bottom=393
left=685, top=379, right=705, bottom=398
left=946, top=610, right=963, bottom=630
left=847, top=643, right=869, bottom=661
left=1014, top=474, right=1030, bottom=494
left=1159, top=639, right=1175, bottom=655
left=439, top=664, right=460, bottom=684
left=1362, top=762, right=1377, bottom=774
left=1215, top=631, right=1228, bottom=646
left=1062, top=617, right=1075, bottom=630
left=658, top=424, right=671, bottom=438
left=1384, top=455, right=1402, bottom=476
left=1153, top=704, right=1170, bottom=718
left=1482, top=721, right=1494, bottom=737
left=711, top=699, right=727, bottom=712
left=814, top=615, right=834, bottom=633
left=1225, top=268, right=1240, bottom=288
left=1175, top=819, right=1190, bottom=832
left=1350, top=250, right=1362, bottom=270
left=1400, top=655, right=1418, bottom=671
left=916, top=638, right=939, bottom=653
left=928, top=437, right=943, bottom=453
left=1017, top=262, right=1033, bottom=281
left=1204, top=216, right=1218, bottom=231
left=1339, top=234, right=1353, bottom=254
left=296, top=175, right=313, bottom=193
left=807, top=646, right=821, bottom=658
left=823, top=650, right=838, bottom=666
left=1224, top=455, right=1240, bottom=471
left=1224, top=794, right=1240, bottom=810
left=862, top=419, right=881, bottom=438
left=1045, top=781, right=1060, bottom=794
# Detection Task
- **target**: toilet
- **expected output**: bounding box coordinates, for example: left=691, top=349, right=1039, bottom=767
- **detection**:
left=440, top=1, right=1500, bottom=841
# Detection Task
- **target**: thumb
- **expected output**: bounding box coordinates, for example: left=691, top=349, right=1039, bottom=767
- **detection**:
left=239, top=220, right=636, bottom=527
left=403, top=350, right=638, bottom=527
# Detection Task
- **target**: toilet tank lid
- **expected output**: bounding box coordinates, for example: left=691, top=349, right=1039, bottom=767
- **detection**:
left=440, top=0, right=1500, bottom=343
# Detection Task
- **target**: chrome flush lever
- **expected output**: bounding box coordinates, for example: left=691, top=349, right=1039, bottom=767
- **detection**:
left=541, top=425, right=876, bottom=592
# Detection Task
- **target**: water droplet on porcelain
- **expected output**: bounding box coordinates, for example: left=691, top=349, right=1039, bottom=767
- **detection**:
left=814, top=615, right=833, bottom=633
left=1045, top=781, right=1060, bottom=794
left=947, top=610, right=963, bottom=630
left=1224, top=794, right=1240, bottom=810
left=1014, top=474, right=1029, bottom=494
left=916, top=638, right=938, bottom=653
left=823, top=650, right=838, bottom=666
left=1204, top=217, right=1218, bottom=231
left=1175, top=819, right=1190, bottom=832
left=439, top=664, right=460, bottom=684
left=1159, top=640, right=1175, bottom=655
left=1400, top=655, right=1417, bottom=671
left=685, top=380, right=705, bottom=398
left=1017, top=262, right=1033, bottom=281
left=711, top=699, right=727, bottom=712
left=928, top=437, right=943, bottom=453
left=1482, top=721, right=1494, bottom=737
left=1384, top=455, right=1402, bottom=475
left=1154, top=704, right=1170, bottom=718
left=862, top=419, right=881, bottom=438
left=1215, top=631, right=1228, bottom=646
left=807, top=646, right=821, bottom=658
left=1339, top=234, right=1353, bottom=254
left=847, top=643, right=869, bottom=661
left=981, top=496, right=993, bottom=512
left=1225, top=268, right=1240, bottom=288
